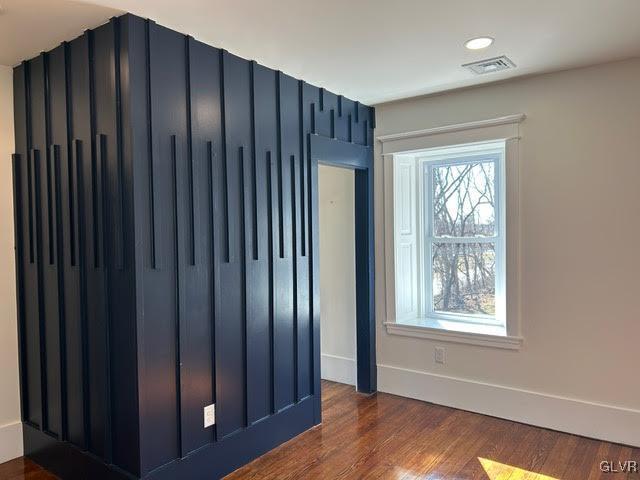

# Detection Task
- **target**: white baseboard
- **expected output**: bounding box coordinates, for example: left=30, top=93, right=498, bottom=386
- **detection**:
left=321, top=353, right=356, bottom=386
left=378, top=363, right=640, bottom=447
left=0, top=421, right=23, bottom=464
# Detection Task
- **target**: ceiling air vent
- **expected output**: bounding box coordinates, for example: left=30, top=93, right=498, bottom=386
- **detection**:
left=463, top=56, right=516, bottom=75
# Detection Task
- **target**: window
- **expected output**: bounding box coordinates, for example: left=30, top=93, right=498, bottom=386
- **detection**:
left=393, top=141, right=506, bottom=336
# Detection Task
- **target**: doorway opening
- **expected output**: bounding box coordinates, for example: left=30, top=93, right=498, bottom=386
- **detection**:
left=309, top=134, right=375, bottom=423
left=319, top=165, right=357, bottom=388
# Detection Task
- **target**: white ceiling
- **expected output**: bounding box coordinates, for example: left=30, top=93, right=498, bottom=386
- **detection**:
left=0, top=0, right=122, bottom=66
left=2, top=0, right=640, bottom=105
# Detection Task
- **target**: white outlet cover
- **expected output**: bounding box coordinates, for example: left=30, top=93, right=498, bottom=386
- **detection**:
left=204, top=404, right=216, bottom=428
left=435, top=347, right=446, bottom=364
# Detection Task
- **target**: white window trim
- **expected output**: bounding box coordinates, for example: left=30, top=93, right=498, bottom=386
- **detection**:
left=380, top=115, right=525, bottom=350
left=383, top=322, right=522, bottom=350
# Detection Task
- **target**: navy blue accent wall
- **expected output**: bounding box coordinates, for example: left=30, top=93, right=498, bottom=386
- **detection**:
left=12, top=13, right=375, bottom=480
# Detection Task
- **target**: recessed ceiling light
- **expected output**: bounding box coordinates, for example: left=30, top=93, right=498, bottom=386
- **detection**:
left=465, top=37, right=494, bottom=50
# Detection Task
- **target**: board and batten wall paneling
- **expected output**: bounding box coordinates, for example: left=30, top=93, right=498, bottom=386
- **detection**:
left=218, top=50, right=251, bottom=440
left=249, top=62, right=277, bottom=425
left=140, top=20, right=185, bottom=468
left=105, top=18, right=140, bottom=472
left=47, top=43, right=73, bottom=448
left=12, top=17, right=141, bottom=476
left=67, top=30, right=92, bottom=453
left=130, top=16, right=374, bottom=475
left=180, top=35, right=217, bottom=456
left=13, top=12, right=375, bottom=480
left=30, top=52, right=62, bottom=440
left=13, top=62, right=42, bottom=435
left=273, top=71, right=297, bottom=412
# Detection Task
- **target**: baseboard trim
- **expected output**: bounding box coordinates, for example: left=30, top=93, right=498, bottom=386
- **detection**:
left=321, top=354, right=356, bottom=386
left=377, top=363, right=640, bottom=447
left=22, top=397, right=318, bottom=480
left=23, top=424, right=133, bottom=480
left=0, top=421, right=23, bottom=464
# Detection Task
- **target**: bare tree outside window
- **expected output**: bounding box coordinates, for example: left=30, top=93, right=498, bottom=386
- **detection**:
left=429, top=161, right=496, bottom=316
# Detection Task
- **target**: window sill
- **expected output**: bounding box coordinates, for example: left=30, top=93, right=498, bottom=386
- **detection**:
left=384, top=320, right=523, bottom=350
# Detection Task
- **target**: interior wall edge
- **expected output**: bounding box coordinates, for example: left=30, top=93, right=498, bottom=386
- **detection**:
left=0, top=422, right=23, bottom=464
left=320, top=354, right=356, bottom=387
left=0, top=63, right=21, bottom=464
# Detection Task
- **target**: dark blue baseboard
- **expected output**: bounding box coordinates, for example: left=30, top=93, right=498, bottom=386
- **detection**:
left=24, top=396, right=318, bottom=480
left=24, top=424, right=134, bottom=480
left=146, top=397, right=317, bottom=479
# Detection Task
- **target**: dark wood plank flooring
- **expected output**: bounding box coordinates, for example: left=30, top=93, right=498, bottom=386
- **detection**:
left=2, top=380, right=637, bottom=479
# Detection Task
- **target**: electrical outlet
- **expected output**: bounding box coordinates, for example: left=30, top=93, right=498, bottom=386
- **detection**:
left=204, top=404, right=216, bottom=428
left=434, top=346, right=446, bottom=364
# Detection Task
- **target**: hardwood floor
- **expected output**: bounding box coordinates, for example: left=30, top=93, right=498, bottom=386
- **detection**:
left=2, top=380, right=638, bottom=479
left=0, top=457, right=58, bottom=480
left=226, top=381, right=638, bottom=479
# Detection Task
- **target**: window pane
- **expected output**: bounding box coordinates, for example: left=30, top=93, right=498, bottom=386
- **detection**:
left=432, top=242, right=495, bottom=316
left=432, top=161, right=495, bottom=237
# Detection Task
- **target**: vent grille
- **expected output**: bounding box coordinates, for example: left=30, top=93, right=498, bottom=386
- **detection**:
left=463, top=56, right=516, bottom=75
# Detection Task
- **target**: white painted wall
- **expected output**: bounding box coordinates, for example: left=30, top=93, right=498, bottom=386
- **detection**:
left=373, top=58, right=640, bottom=446
left=0, top=65, right=23, bottom=462
left=319, top=165, right=357, bottom=386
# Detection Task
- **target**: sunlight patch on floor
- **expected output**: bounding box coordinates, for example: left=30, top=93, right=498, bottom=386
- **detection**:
left=479, top=457, right=560, bottom=480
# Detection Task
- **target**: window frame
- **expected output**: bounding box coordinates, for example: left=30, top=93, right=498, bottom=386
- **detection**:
left=420, top=147, right=506, bottom=328
left=379, top=114, right=525, bottom=349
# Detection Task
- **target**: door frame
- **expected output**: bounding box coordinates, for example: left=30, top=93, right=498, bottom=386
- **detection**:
left=309, top=133, right=376, bottom=421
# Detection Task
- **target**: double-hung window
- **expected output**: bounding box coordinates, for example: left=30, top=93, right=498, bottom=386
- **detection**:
left=393, top=141, right=506, bottom=336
